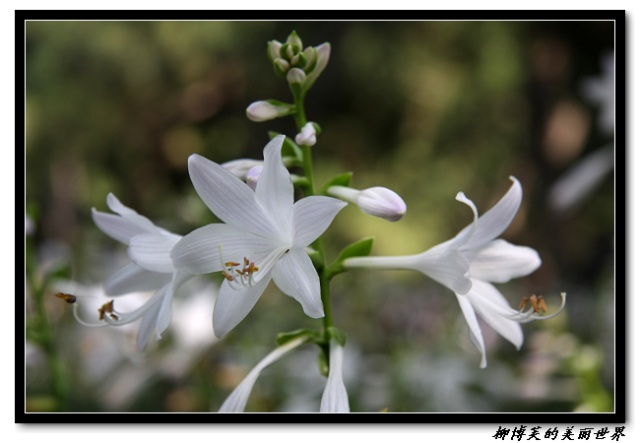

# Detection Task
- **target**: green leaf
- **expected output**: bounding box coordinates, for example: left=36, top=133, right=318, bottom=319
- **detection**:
left=276, top=328, right=321, bottom=347
left=318, top=172, right=353, bottom=196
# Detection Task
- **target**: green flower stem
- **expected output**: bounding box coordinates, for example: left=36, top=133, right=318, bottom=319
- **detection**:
left=292, top=91, right=334, bottom=342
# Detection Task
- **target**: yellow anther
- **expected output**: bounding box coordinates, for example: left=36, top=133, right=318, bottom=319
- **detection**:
left=518, top=296, right=529, bottom=311
left=225, top=261, right=240, bottom=267
left=55, top=292, right=77, bottom=304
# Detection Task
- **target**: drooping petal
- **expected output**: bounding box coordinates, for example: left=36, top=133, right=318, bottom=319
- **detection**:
left=466, top=280, right=524, bottom=350
left=171, top=224, right=275, bottom=275
left=320, top=340, right=350, bottom=412
left=106, top=193, right=160, bottom=232
left=128, top=233, right=181, bottom=274
left=136, top=287, right=165, bottom=351
left=254, top=135, right=294, bottom=235
left=271, top=249, right=323, bottom=318
left=155, top=271, right=192, bottom=339
left=463, top=177, right=523, bottom=251
left=469, top=240, right=541, bottom=283
left=104, top=262, right=172, bottom=295
left=219, top=337, right=306, bottom=412
left=291, top=196, right=347, bottom=247
left=187, top=154, right=278, bottom=237
left=92, top=209, right=153, bottom=245
left=213, top=275, right=272, bottom=338
left=455, top=293, right=487, bottom=368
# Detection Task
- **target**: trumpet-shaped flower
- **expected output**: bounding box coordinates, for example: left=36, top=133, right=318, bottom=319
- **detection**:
left=344, top=177, right=565, bottom=366
left=171, top=135, right=347, bottom=337
left=90, top=194, right=191, bottom=351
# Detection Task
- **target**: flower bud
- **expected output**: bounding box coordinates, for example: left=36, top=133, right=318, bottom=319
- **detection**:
left=246, top=165, right=263, bottom=191
left=295, top=122, right=318, bottom=147
left=286, top=68, right=306, bottom=85
left=273, top=58, right=290, bottom=76
left=327, top=185, right=407, bottom=222
left=286, top=31, right=303, bottom=54
left=267, top=40, right=282, bottom=63
left=221, top=159, right=264, bottom=180
left=245, top=100, right=293, bottom=122
left=301, top=47, right=318, bottom=73
left=304, top=43, right=330, bottom=91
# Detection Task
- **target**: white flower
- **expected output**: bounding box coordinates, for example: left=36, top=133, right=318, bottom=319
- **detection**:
left=90, top=194, right=191, bottom=351
left=344, top=177, right=564, bottom=366
left=246, top=100, right=293, bottom=122
left=581, top=52, right=614, bottom=135
left=218, top=337, right=307, bottom=412
left=171, top=135, right=347, bottom=337
left=327, top=185, right=406, bottom=222
left=295, top=122, right=317, bottom=147
left=245, top=165, right=263, bottom=191
left=320, top=339, right=350, bottom=412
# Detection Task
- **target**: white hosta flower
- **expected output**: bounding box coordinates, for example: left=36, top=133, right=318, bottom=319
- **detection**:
left=344, top=177, right=565, bottom=366
left=295, top=122, right=318, bottom=147
left=320, top=339, right=350, bottom=413
left=246, top=100, right=293, bottom=122
left=328, top=185, right=406, bottom=222
left=171, top=135, right=347, bottom=337
left=581, top=52, right=614, bottom=134
left=219, top=337, right=307, bottom=412
left=90, top=194, right=191, bottom=351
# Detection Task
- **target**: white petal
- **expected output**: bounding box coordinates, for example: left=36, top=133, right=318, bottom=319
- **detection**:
left=104, top=262, right=172, bottom=295
left=469, top=240, right=541, bottom=283
left=254, top=135, right=294, bottom=234
left=414, top=249, right=472, bottom=295
left=320, top=340, right=350, bottom=412
left=128, top=233, right=181, bottom=273
left=455, top=293, right=487, bottom=368
left=271, top=249, right=323, bottom=318
left=155, top=272, right=191, bottom=339
left=136, top=289, right=164, bottom=351
left=213, top=276, right=272, bottom=338
left=92, top=209, right=151, bottom=245
left=171, top=224, right=275, bottom=275
left=219, top=337, right=306, bottom=412
left=464, top=177, right=523, bottom=250
left=292, top=196, right=347, bottom=247
left=466, top=280, right=523, bottom=350
left=188, top=154, right=278, bottom=236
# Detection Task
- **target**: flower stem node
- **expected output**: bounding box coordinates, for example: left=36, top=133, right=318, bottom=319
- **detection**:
left=327, top=185, right=407, bottom=222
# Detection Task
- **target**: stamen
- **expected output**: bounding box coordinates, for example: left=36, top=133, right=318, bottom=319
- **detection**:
left=218, top=244, right=260, bottom=289
left=55, top=292, right=77, bottom=304
left=508, top=292, right=566, bottom=323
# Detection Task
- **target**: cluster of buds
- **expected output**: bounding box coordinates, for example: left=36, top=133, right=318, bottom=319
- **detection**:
left=268, top=31, right=331, bottom=92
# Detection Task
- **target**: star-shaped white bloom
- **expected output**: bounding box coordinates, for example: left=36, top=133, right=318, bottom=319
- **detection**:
left=91, top=193, right=191, bottom=351
left=344, top=177, right=565, bottom=367
left=171, top=135, right=347, bottom=337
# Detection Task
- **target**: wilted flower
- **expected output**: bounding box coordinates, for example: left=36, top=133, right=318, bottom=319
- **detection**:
left=171, top=135, right=347, bottom=337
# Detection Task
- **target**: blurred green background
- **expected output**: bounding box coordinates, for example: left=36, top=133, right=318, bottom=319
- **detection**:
left=25, top=20, right=616, bottom=413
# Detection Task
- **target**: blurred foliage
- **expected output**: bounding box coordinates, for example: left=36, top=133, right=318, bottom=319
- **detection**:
left=25, top=20, right=616, bottom=413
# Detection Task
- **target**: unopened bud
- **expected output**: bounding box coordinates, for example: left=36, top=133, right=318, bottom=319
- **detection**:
left=267, top=40, right=282, bottom=63
left=286, top=31, right=303, bottom=54
left=246, top=100, right=293, bottom=122
left=327, top=186, right=407, bottom=222
left=286, top=68, right=306, bottom=85
left=273, top=58, right=290, bottom=76
left=221, top=159, right=264, bottom=180
left=246, top=165, right=263, bottom=191
left=304, top=43, right=330, bottom=91
left=295, top=122, right=318, bottom=147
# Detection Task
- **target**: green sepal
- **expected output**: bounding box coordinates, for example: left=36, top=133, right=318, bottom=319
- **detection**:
left=326, top=237, right=375, bottom=278
left=318, top=172, right=353, bottom=196
left=317, top=344, right=329, bottom=377
left=268, top=131, right=303, bottom=162
left=276, top=328, right=322, bottom=347
left=326, top=326, right=347, bottom=347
